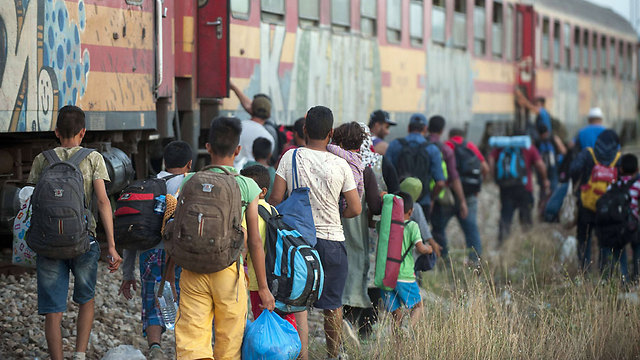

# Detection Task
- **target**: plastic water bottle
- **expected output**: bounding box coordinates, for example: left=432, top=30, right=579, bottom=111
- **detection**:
left=153, top=195, right=166, bottom=214
left=154, top=276, right=178, bottom=330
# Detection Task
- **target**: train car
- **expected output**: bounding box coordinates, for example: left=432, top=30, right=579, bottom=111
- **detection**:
left=224, top=0, right=638, bottom=143
left=0, top=0, right=232, bottom=235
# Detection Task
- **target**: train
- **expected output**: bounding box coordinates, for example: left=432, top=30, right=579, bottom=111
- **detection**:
left=0, top=0, right=638, bottom=235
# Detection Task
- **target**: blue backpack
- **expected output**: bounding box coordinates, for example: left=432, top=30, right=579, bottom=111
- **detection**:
left=259, top=205, right=324, bottom=313
left=495, top=147, right=528, bottom=188
left=275, top=148, right=317, bottom=246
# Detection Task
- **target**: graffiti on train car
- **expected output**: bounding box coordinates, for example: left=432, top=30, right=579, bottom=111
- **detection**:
left=240, top=24, right=382, bottom=125
left=0, top=0, right=90, bottom=132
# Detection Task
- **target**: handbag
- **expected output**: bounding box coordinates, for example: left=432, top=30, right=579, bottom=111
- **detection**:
left=276, top=149, right=317, bottom=246
left=559, top=179, right=578, bottom=229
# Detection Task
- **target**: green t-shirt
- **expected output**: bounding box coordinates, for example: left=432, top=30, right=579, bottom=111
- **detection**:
left=242, top=161, right=276, bottom=200
left=181, top=166, right=261, bottom=215
left=398, top=220, right=422, bottom=282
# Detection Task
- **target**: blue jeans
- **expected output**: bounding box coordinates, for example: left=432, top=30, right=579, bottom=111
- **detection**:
left=577, top=205, right=595, bottom=271
left=599, top=247, right=628, bottom=279
left=498, top=187, right=534, bottom=244
left=431, top=195, right=482, bottom=262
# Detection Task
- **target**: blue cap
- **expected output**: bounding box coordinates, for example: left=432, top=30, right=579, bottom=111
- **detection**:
left=409, top=113, right=427, bottom=127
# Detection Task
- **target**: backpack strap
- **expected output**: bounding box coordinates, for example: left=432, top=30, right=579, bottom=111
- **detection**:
left=399, top=220, right=416, bottom=263
left=586, top=147, right=599, bottom=166
left=43, top=149, right=62, bottom=165
left=161, top=174, right=180, bottom=181
left=258, top=204, right=274, bottom=221
left=201, top=165, right=238, bottom=176
left=67, top=148, right=95, bottom=168
left=292, top=148, right=300, bottom=189
left=610, top=151, right=622, bottom=168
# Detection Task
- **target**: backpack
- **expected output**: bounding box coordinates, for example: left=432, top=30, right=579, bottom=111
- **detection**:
left=453, top=141, right=482, bottom=195
left=114, top=174, right=178, bottom=250
left=395, top=139, right=431, bottom=201
left=374, top=194, right=406, bottom=291
left=595, top=175, right=640, bottom=248
left=495, top=147, right=528, bottom=188
left=580, top=148, right=621, bottom=212
left=164, top=166, right=244, bottom=274
left=26, top=148, right=94, bottom=259
left=259, top=205, right=324, bottom=313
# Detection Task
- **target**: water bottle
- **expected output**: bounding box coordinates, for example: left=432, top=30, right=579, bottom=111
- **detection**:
left=153, top=195, right=166, bottom=214
left=154, top=276, right=178, bottom=330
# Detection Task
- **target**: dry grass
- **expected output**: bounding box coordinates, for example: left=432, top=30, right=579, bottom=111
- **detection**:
left=311, top=226, right=640, bottom=360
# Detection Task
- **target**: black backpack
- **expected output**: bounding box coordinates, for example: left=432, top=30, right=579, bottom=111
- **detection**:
left=595, top=176, right=639, bottom=248
left=114, top=174, right=178, bottom=250
left=258, top=205, right=324, bottom=313
left=495, top=147, right=528, bottom=188
left=395, top=139, right=432, bottom=201
left=453, top=141, right=482, bottom=195
left=26, top=148, right=95, bottom=259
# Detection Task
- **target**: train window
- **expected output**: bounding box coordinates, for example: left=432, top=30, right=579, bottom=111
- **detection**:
left=410, top=0, right=424, bottom=47
left=505, top=4, right=514, bottom=61
left=452, top=0, right=466, bottom=49
left=553, top=21, right=560, bottom=67
left=231, top=0, right=250, bottom=20
left=332, top=0, right=351, bottom=30
left=432, top=0, right=446, bottom=44
left=591, top=33, right=598, bottom=73
left=573, top=27, right=580, bottom=71
left=261, top=0, right=285, bottom=23
left=600, top=36, right=607, bottom=74
left=387, top=0, right=402, bottom=43
left=610, top=39, right=616, bottom=75
left=582, top=30, right=589, bottom=71
left=542, top=18, right=550, bottom=67
left=474, top=0, right=486, bottom=56
left=299, top=0, right=320, bottom=26
left=361, top=0, right=377, bottom=36
left=492, top=1, right=503, bottom=59
left=563, top=24, right=570, bottom=69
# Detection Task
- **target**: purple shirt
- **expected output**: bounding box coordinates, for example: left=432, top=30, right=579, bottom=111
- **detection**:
left=427, top=134, right=460, bottom=182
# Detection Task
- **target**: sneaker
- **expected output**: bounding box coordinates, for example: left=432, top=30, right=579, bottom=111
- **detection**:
left=342, top=319, right=360, bottom=349
left=148, top=346, right=167, bottom=360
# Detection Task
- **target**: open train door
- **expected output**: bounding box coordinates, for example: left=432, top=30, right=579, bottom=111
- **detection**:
left=197, top=0, right=230, bottom=98
left=515, top=4, right=536, bottom=134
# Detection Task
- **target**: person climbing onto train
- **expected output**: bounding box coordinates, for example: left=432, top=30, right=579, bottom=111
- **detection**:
left=27, top=105, right=122, bottom=360
left=489, top=135, right=549, bottom=245
left=426, top=116, right=469, bottom=265
left=368, top=110, right=397, bottom=155
left=386, top=114, right=446, bottom=221
left=569, top=129, right=621, bottom=272
left=270, top=106, right=361, bottom=360
left=229, top=81, right=276, bottom=169
left=574, top=107, right=606, bottom=151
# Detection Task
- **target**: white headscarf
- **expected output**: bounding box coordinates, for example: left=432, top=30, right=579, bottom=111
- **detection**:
left=359, top=122, right=382, bottom=168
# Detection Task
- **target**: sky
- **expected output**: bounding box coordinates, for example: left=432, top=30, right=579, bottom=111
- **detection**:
left=586, top=0, right=630, bottom=20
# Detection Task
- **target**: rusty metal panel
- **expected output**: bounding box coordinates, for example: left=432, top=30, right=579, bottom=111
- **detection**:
left=175, top=0, right=196, bottom=77
left=197, top=0, right=229, bottom=98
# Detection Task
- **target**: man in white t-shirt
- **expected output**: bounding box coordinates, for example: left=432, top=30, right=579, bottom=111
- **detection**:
left=232, top=93, right=275, bottom=169
left=270, top=106, right=361, bottom=360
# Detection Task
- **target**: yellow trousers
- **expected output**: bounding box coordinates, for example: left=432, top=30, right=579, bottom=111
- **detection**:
left=175, top=263, right=247, bottom=360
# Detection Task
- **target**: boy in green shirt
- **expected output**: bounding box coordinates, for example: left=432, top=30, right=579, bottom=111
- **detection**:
left=381, top=192, right=432, bottom=327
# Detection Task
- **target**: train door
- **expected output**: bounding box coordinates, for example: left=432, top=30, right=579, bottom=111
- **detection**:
left=197, top=0, right=230, bottom=98
left=515, top=4, right=536, bottom=134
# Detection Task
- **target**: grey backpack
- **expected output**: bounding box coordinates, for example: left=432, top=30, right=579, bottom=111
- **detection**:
left=26, top=148, right=94, bottom=259
left=164, top=165, right=245, bottom=274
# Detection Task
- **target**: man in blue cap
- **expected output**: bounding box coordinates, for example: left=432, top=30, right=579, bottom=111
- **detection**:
left=386, top=113, right=446, bottom=220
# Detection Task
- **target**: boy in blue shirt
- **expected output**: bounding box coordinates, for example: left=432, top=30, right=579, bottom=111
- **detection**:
left=380, top=192, right=432, bottom=327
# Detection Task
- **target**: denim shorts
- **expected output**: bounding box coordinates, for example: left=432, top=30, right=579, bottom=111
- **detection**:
left=381, top=281, right=422, bottom=312
left=313, top=238, right=348, bottom=310
left=37, top=239, right=101, bottom=314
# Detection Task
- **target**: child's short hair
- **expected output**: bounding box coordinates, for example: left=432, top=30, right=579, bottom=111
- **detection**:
left=252, top=137, right=272, bottom=161
left=621, top=153, right=638, bottom=175
left=333, top=122, right=367, bottom=151
left=240, top=165, right=270, bottom=190
left=164, top=141, right=193, bottom=168
left=56, top=105, right=85, bottom=138
left=293, top=117, right=305, bottom=138
left=305, top=106, right=334, bottom=140
left=207, top=116, right=242, bottom=157
left=395, top=191, right=414, bottom=214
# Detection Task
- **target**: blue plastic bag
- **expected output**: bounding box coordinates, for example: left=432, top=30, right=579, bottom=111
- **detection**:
left=276, top=148, right=317, bottom=246
left=242, top=310, right=301, bottom=360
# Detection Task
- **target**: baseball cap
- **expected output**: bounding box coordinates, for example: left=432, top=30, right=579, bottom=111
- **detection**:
left=251, top=95, right=272, bottom=119
left=588, top=107, right=603, bottom=119
left=369, top=110, right=397, bottom=127
left=409, top=113, right=427, bottom=127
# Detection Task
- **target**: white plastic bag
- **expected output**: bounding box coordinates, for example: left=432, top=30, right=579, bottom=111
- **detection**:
left=12, top=186, right=36, bottom=267
left=559, top=180, right=577, bottom=229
